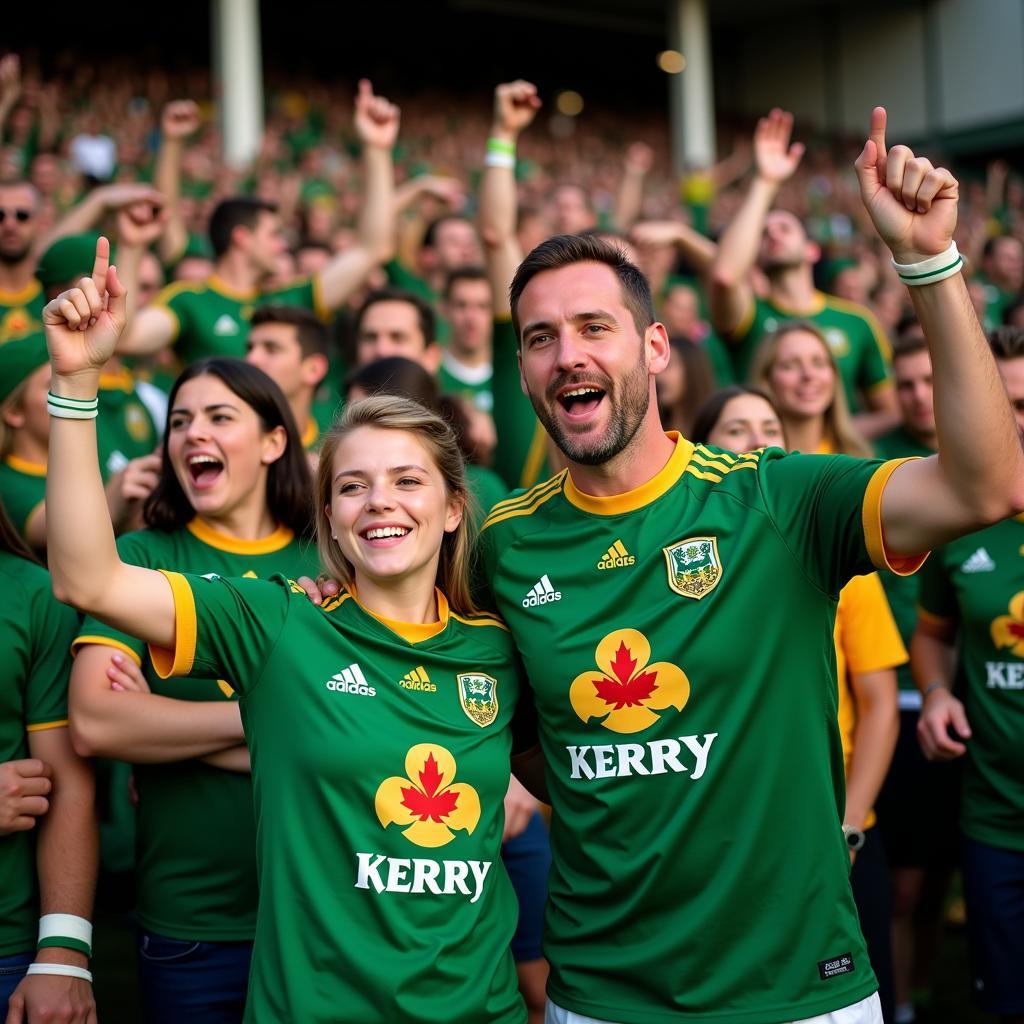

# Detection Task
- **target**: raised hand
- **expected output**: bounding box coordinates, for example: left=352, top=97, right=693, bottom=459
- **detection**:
left=631, top=221, right=685, bottom=249
left=753, top=108, right=804, bottom=185
left=354, top=79, right=400, bottom=150
left=116, top=199, right=169, bottom=249
left=43, top=236, right=127, bottom=379
left=414, top=174, right=466, bottom=209
left=161, top=99, right=201, bottom=140
left=854, top=107, right=958, bottom=263
left=493, top=80, right=541, bottom=136
left=624, top=142, right=655, bottom=176
left=0, top=53, right=21, bottom=114
left=94, top=182, right=166, bottom=213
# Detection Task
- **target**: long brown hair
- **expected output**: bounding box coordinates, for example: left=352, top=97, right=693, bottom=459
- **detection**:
left=0, top=494, right=37, bottom=562
left=314, top=395, right=477, bottom=615
left=750, top=320, right=872, bottom=458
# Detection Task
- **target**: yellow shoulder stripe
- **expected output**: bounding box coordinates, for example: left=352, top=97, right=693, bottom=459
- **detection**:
left=683, top=459, right=760, bottom=485
left=321, top=591, right=354, bottom=614
left=486, top=471, right=564, bottom=518
left=71, top=635, right=144, bottom=667
left=694, top=445, right=760, bottom=466
left=451, top=612, right=510, bottom=632
left=26, top=720, right=69, bottom=733
left=481, top=472, right=567, bottom=531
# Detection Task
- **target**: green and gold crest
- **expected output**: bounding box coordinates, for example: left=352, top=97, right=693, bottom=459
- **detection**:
left=663, top=536, right=722, bottom=600
left=457, top=672, right=499, bottom=727
left=125, top=403, right=150, bottom=442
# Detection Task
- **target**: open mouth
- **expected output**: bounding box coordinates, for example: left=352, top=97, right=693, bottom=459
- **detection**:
left=187, top=454, right=225, bottom=490
left=558, top=386, right=607, bottom=419
left=360, top=525, right=412, bottom=547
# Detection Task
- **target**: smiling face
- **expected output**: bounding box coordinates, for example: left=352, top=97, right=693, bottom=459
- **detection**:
left=517, top=261, right=666, bottom=466
left=166, top=374, right=285, bottom=521
left=325, top=426, right=463, bottom=592
left=705, top=394, right=785, bottom=453
left=767, top=329, right=836, bottom=420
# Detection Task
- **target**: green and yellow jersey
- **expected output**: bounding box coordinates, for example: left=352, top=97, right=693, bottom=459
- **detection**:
left=437, top=355, right=493, bottom=415
left=491, top=318, right=551, bottom=491
left=73, top=519, right=318, bottom=942
left=466, top=464, right=509, bottom=526
left=917, top=515, right=1024, bottom=851
left=476, top=434, right=925, bottom=1023
left=727, top=291, right=892, bottom=412
left=96, top=368, right=163, bottom=478
left=0, top=552, right=79, bottom=956
left=0, top=456, right=46, bottom=541
left=874, top=428, right=935, bottom=702
left=0, top=280, right=45, bottom=345
left=150, top=274, right=328, bottom=365
left=150, top=573, right=529, bottom=1024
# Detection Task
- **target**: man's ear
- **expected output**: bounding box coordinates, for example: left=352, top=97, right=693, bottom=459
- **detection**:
left=646, top=321, right=671, bottom=375
left=421, top=343, right=443, bottom=376
left=301, top=353, right=329, bottom=390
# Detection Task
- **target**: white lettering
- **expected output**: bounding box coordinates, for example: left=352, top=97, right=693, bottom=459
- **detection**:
left=617, top=743, right=649, bottom=777
left=444, top=860, right=471, bottom=898
left=593, top=745, right=616, bottom=778
left=354, top=852, right=387, bottom=894
left=411, top=858, right=442, bottom=895
left=568, top=745, right=595, bottom=780
left=467, top=861, right=491, bottom=904
left=354, top=853, right=491, bottom=902
left=986, top=662, right=1024, bottom=689
left=649, top=738, right=686, bottom=776
left=387, top=857, right=411, bottom=892
left=565, top=734, right=720, bottom=783
left=680, top=732, right=718, bottom=780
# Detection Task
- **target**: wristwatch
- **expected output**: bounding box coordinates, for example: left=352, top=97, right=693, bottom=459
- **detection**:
left=842, top=825, right=866, bottom=852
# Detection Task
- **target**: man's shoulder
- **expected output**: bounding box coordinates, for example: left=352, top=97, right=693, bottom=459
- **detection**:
left=152, top=279, right=210, bottom=308
left=478, top=470, right=570, bottom=539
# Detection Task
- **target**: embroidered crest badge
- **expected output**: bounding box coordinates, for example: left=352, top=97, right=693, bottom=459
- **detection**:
left=457, top=673, right=499, bottom=727
left=663, top=536, right=722, bottom=600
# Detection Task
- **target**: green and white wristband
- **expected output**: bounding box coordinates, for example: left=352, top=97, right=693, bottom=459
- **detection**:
left=485, top=136, right=516, bottom=170
left=892, top=241, right=964, bottom=287
left=47, top=392, right=99, bottom=420
left=27, top=963, right=93, bottom=983
left=37, top=913, right=93, bottom=958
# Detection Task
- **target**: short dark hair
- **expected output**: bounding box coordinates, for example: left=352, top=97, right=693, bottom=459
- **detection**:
left=983, top=235, right=1022, bottom=260
left=250, top=305, right=329, bottom=358
left=509, top=233, right=655, bottom=342
left=354, top=288, right=436, bottom=346
left=443, top=266, right=490, bottom=301
left=989, top=326, right=1024, bottom=361
left=344, top=356, right=440, bottom=409
left=208, top=198, right=278, bottom=258
left=423, top=214, right=472, bottom=250
left=144, top=358, right=313, bottom=538
left=891, top=332, right=929, bottom=362
left=690, top=385, right=782, bottom=447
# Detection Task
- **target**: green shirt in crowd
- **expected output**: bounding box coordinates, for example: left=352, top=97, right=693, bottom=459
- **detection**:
left=151, top=274, right=327, bottom=366
left=151, top=571, right=529, bottom=1024
left=917, top=515, right=1024, bottom=852
left=0, top=281, right=45, bottom=345
left=726, top=292, right=892, bottom=412
left=476, top=435, right=924, bottom=1023
left=0, top=552, right=79, bottom=956
left=73, top=519, right=318, bottom=942
left=0, top=456, right=46, bottom=541
left=437, top=352, right=493, bottom=414
left=874, top=427, right=936, bottom=701
left=96, top=369, right=163, bottom=477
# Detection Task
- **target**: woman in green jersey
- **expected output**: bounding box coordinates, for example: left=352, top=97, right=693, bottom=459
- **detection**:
left=44, top=243, right=530, bottom=1024
left=69, top=355, right=317, bottom=1024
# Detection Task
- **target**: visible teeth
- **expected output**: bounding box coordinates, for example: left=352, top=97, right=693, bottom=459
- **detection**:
left=365, top=527, right=409, bottom=539
left=188, top=454, right=221, bottom=466
left=563, top=387, right=602, bottom=398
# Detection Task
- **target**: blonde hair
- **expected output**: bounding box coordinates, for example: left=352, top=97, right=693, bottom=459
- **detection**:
left=314, top=395, right=478, bottom=615
left=750, top=320, right=873, bottom=459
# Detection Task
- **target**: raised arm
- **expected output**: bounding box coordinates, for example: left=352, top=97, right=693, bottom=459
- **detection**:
left=113, top=196, right=169, bottom=329
left=44, top=237, right=176, bottom=647
left=0, top=54, right=20, bottom=140
left=856, top=108, right=1024, bottom=553
left=479, top=80, right=541, bottom=317
left=632, top=220, right=718, bottom=278
left=314, top=80, right=399, bottom=311
left=708, top=109, right=804, bottom=336
left=393, top=175, right=466, bottom=272
left=613, top=142, right=654, bottom=234
left=153, top=100, right=200, bottom=265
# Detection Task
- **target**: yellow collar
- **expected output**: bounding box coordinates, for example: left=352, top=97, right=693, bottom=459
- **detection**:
left=301, top=417, right=319, bottom=449
left=563, top=432, right=694, bottom=515
left=187, top=517, right=294, bottom=555
left=0, top=279, right=42, bottom=305
left=5, top=454, right=47, bottom=476
left=768, top=290, right=828, bottom=317
left=208, top=274, right=258, bottom=301
left=348, top=584, right=450, bottom=644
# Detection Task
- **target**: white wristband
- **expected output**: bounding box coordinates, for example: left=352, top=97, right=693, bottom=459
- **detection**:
left=26, top=963, right=93, bottom=983
left=891, top=241, right=964, bottom=286
left=484, top=152, right=515, bottom=170
left=38, top=914, right=92, bottom=958
left=47, top=402, right=99, bottom=420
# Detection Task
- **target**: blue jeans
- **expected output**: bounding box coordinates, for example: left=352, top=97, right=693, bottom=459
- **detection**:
left=137, top=931, right=252, bottom=1024
left=0, top=950, right=33, bottom=1017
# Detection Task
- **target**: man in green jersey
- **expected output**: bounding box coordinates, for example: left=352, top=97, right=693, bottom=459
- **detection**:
left=471, top=108, right=1024, bottom=1024
left=438, top=267, right=495, bottom=415
left=245, top=306, right=331, bottom=450
left=914, top=326, right=1024, bottom=1021
left=709, top=109, right=899, bottom=439
left=117, top=80, right=399, bottom=366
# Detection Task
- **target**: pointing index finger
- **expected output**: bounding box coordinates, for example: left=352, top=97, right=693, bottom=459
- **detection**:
left=869, top=106, right=887, bottom=159
left=92, top=236, right=110, bottom=294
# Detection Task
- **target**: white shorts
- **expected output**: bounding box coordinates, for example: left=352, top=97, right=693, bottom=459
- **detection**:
left=545, top=992, right=883, bottom=1024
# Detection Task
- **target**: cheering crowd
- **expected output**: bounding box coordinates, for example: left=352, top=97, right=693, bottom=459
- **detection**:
left=2, top=47, right=1024, bottom=1024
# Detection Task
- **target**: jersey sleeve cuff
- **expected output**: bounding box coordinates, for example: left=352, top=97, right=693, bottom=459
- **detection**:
left=310, top=275, right=331, bottom=322
left=149, top=303, right=181, bottom=343
left=26, top=719, right=69, bottom=733
left=862, top=458, right=930, bottom=576
left=71, top=636, right=143, bottom=666
left=723, top=298, right=756, bottom=343
left=149, top=571, right=198, bottom=679
left=916, top=604, right=956, bottom=629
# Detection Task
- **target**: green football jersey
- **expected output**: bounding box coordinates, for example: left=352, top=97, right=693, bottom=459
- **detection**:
left=727, top=292, right=892, bottom=412
left=74, top=518, right=318, bottom=941
left=476, top=436, right=924, bottom=1023
left=467, top=464, right=510, bottom=526
left=491, top=317, right=551, bottom=491
left=96, top=369, right=162, bottom=479
left=0, top=552, right=79, bottom=956
left=917, top=515, right=1024, bottom=851
left=151, top=274, right=327, bottom=365
left=151, top=572, right=528, bottom=1024
left=0, top=280, right=45, bottom=345
left=437, top=354, right=493, bottom=414
left=874, top=429, right=935, bottom=699
left=0, top=456, right=46, bottom=540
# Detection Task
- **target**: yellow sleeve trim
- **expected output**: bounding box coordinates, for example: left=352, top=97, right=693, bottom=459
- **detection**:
left=723, top=296, right=757, bottom=343
left=148, top=303, right=181, bottom=344
left=916, top=605, right=956, bottom=629
left=519, top=422, right=549, bottom=489
left=866, top=378, right=895, bottom=395
left=862, top=458, right=929, bottom=576
left=149, top=571, right=198, bottom=679
left=71, top=636, right=143, bottom=667
left=26, top=719, right=68, bottom=733
left=311, top=274, right=331, bottom=322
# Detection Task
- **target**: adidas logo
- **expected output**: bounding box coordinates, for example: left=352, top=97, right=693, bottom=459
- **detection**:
left=213, top=314, right=240, bottom=336
left=961, top=548, right=996, bottom=574
left=399, top=665, right=436, bottom=693
left=326, top=663, right=376, bottom=696
left=522, top=574, right=562, bottom=608
left=597, top=539, right=636, bottom=570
